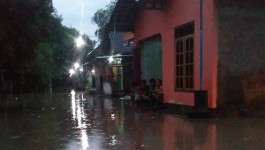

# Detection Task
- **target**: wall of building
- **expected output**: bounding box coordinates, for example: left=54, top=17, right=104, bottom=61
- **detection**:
left=133, top=0, right=218, bottom=108
left=216, top=0, right=265, bottom=107
left=122, top=56, right=133, bottom=93
left=94, top=61, right=105, bottom=92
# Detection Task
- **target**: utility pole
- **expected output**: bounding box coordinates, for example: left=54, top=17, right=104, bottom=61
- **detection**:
left=200, top=0, right=203, bottom=90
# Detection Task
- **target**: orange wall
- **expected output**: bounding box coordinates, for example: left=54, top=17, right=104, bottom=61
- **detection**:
left=134, top=0, right=217, bottom=108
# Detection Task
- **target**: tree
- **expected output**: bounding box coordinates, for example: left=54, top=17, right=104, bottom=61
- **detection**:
left=0, top=0, right=96, bottom=94
left=0, top=0, right=55, bottom=93
left=92, top=0, right=117, bottom=43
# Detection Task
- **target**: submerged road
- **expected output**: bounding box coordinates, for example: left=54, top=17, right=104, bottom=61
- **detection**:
left=0, top=92, right=265, bottom=150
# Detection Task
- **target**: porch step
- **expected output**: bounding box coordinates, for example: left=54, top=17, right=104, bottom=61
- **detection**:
left=160, top=104, right=212, bottom=118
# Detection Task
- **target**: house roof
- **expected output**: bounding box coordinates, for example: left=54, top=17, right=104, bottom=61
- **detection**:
left=83, top=45, right=102, bottom=66
left=108, top=32, right=133, bottom=54
left=102, top=0, right=138, bottom=53
left=104, top=0, right=165, bottom=53
left=106, top=0, right=140, bottom=33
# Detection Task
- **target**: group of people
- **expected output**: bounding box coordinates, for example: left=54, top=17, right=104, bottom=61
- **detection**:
left=131, top=78, right=164, bottom=109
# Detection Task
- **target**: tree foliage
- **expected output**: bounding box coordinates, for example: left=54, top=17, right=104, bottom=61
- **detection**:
left=92, top=0, right=117, bottom=43
left=0, top=0, right=95, bottom=93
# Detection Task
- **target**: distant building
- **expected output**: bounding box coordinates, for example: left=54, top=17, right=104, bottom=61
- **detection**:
left=108, top=32, right=133, bottom=93
left=84, top=45, right=107, bottom=93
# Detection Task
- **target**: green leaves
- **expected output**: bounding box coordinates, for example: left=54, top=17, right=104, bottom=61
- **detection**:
left=33, top=42, right=53, bottom=85
left=0, top=0, right=95, bottom=92
left=92, top=0, right=117, bottom=43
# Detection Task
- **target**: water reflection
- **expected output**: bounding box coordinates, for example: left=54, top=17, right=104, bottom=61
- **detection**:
left=71, top=90, right=76, bottom=120
left=103, top=97, right=113, bottom=111
left=162, top=115, right=217, bottom=150
left=111, top=114, right=115, bottom=120
left=76, top=100, right=82, bottom=128
left=115, top=99, right=125, bottom=134
left=1, top=93, right=265, bottom=150
left=109, top=135, right=117, bottom=146
left=70, top=90, right=89, bottom=149
left=81, top=129, right=89, bottom=149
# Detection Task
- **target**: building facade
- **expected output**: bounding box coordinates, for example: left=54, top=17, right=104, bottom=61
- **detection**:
left=108, top=0, right=265, bottom=109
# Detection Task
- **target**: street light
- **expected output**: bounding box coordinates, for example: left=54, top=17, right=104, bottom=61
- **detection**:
left=91, top=68, right=95, bottom=75
left=75, top=36, right=85, bottom=48
left=69, top=68, right=75, bottom=76
left=108, top=56, right=114, bottom=63
left=74, top=62, right=80, bottom=70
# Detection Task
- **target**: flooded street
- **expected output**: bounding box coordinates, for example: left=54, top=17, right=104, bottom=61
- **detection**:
left=0, top=92, right=265, bottom=150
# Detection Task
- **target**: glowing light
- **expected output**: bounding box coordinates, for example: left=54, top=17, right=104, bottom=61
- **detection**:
left=74, top=62, right=80, bottom=69
left=77, top=100, right=82, bottom=128
left=71, top=90, right=76, bottom=119
left=108, top=56, right=114, bottom=63
left=75, top=36, right=85, bottom=48
left=71, top=90, right=76, bottom=96
left=81, top=130, right=89, bottom=149
left=69, top=69, right=75, bottom=76
left=91, top=69, right=95, bottom=75
left=80, top=67, right=84, bottom=72
left=110, top=135, right=117, bottom=146
left=111, top=114, right=115, bottom=120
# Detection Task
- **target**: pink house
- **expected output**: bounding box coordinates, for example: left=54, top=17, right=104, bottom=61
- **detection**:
left=107, top=0, right=265, bottom=109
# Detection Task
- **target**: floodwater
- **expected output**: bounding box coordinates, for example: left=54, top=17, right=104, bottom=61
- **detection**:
left=0, top=92, right=265, bottom=150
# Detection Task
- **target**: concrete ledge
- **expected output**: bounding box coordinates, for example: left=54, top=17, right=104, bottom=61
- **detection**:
left=159, top=103, right=215, bottom=118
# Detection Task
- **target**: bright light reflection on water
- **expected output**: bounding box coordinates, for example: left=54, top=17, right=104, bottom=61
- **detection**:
left=111, top=114, right=115, bottom=120
left=1, top=93, right=265, bottom=150
left=71, top=90, right=76, bottom=120
left=109, top=135, right=117, bottom=146
left=81, top=129, right=89, bottom=149
left=77, top=100, right=82, bottom=128
left=70, top=90, right=89, bottom=149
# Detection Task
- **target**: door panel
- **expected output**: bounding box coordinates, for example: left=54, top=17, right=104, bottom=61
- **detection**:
left=141, top=36, right=162, bottom=81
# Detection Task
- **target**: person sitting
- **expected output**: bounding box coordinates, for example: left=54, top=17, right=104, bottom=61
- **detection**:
left=134, top=84, right=142, bottom=105
left=157, top=79, right=163, bottom=96
left=132, top=80, right=148, bottom=104
left=152, top=79, right=164, bottom=105
left=149, top=78, right=156, bottom=93
left=140, top=80, right=150, bottom=101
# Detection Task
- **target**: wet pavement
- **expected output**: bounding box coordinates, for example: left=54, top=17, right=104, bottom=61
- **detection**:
left=0, top=91, right=265, bottom=150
